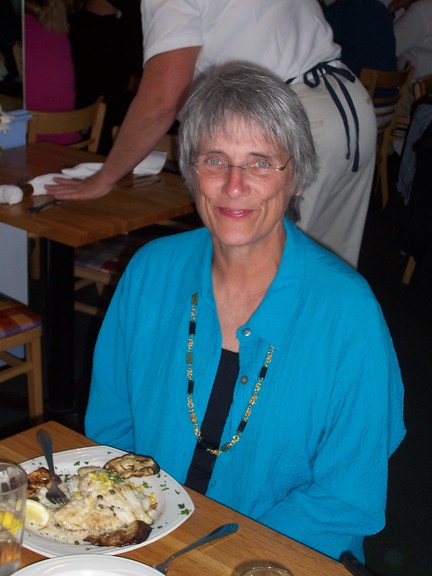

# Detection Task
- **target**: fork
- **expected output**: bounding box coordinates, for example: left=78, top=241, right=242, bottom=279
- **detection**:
left=36, top=429, right=69, bottom=505
left=153, top=523, right=239, bottom=574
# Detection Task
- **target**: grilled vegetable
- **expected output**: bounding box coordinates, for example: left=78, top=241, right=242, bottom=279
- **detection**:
left=104, top=454, right=160, bottom=479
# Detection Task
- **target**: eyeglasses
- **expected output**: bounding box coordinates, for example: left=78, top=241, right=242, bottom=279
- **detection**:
left=191, top=153, right=291, bottom=179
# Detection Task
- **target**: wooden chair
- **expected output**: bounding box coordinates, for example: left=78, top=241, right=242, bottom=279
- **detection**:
left=0, top=293, right=43, bottom=423
left=401, top=75, right=432, bottom=285
left=74, top=228, right=167, bottom=317
left=360, top=62, right=415, bottom=209
left=413, top=73, right=432, bottom=100
left=27, top=97, right=107, bottom=152
left=27, top=98, right=107, bottom=281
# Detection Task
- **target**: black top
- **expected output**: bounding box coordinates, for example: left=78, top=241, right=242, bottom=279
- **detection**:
left=185, top=349, right=239, bottom=493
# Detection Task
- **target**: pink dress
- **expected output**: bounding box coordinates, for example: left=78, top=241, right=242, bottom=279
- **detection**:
left=24, top=13, right=80, bottom=145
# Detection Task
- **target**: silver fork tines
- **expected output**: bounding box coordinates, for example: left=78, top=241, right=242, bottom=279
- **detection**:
left=36, top=429, right=69, bottom=505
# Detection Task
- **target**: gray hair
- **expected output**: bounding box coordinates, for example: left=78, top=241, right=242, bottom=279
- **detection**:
left=178, top=62, right=318, bottom=222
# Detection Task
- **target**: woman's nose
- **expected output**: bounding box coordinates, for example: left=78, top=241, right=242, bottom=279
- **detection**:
left=223, top=165, right=249, bottom=196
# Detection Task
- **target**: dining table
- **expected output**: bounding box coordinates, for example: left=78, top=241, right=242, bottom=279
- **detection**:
left=0, top=142, right=196, bottom=417
left=0, top=420, right=350, bottom=576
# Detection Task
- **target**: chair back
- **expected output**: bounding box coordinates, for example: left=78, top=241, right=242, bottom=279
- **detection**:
left=359, top=62, right=414, bottom=209
left=360, top=62, right=415, bottom=136
left=413, top=74, right=432, bottom=101
left=27, top=97, right=107, bottom=153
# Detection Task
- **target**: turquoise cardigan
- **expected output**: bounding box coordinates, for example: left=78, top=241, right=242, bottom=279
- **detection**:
left=85, top=219, right=405, bottom=561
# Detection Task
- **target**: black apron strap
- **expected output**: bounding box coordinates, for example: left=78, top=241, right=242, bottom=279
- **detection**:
left=289, top=61, right=360, bottom=172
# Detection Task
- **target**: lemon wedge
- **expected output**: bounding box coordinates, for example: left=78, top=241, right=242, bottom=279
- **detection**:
left=0, top=510, right=23, bottom=533
left=25, top=499, right=50, bottom=528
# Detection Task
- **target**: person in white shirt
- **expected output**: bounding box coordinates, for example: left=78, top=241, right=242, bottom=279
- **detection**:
left=394, top=0, right=432, bottom=79
left=46, top=0, right=376, bottom=268
left=391, top=0, right=432, bottom=115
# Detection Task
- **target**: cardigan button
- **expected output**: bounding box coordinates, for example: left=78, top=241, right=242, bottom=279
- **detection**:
left=242, top=328, right=251, bottom=337
left=240, top=375, right=249, bottom=384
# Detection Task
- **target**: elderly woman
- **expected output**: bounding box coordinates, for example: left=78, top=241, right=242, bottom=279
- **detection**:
left=85, top=63, right=405, bottom=561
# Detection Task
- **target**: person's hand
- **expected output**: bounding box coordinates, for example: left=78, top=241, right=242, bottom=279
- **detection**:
left=45, top=172, right=114, bottom=200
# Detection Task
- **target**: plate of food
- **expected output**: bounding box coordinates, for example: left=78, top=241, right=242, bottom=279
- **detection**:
left=20, top=446, right=194, bottom=558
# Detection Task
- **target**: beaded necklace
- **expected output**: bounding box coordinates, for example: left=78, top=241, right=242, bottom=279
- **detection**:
left=186, top=293, right=275, bottom=456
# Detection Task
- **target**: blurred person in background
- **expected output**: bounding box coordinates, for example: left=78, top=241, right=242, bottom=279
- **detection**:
left=24, top=0, right=79, bottom=144
left=324, top=0, right=397, bottom=78
left=69, top=0, right=143, bottom=153
left=392, top=0, right=432, bottom=113
left=0, top=0, right=22, bottom=96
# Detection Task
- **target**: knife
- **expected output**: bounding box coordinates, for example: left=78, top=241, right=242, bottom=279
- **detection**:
left=27, top=199, right=63, bottom=214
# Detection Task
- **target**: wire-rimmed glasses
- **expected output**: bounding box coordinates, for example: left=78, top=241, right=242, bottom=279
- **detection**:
left=191, top=153, right=291, bottom=179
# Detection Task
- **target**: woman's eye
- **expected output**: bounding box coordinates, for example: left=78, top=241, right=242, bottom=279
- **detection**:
left=206, top=156, right=223, bottom=166
left=253, top=159, right=271, bottom=170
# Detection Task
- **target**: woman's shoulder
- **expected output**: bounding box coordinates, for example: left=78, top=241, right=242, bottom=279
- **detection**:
left=288, top=222, right=369, bottom=290
left=291, top=225, right=382, bottom=322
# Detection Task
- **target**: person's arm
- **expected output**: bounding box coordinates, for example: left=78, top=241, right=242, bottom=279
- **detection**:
left=393, top=3, right=425, bottom=57
left=259, top=326, right=405, bottom=561
left=47, top=46, right=200, bottom=200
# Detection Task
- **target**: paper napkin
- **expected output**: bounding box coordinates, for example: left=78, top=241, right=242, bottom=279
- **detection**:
left=27, top=173, right=71, bottom=195
left=133, top=151, right=167, bottom=175
left=61, top=163, right=103, bottom=178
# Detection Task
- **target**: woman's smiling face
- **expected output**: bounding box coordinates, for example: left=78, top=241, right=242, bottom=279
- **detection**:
left=193, top=119, right=295, bottom=252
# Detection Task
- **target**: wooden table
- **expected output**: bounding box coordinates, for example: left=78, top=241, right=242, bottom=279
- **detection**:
left=0, top=142, right=195, bottom=414
left=0, top=421, right=349, bottom=576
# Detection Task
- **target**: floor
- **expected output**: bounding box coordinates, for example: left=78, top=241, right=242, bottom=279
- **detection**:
left=1, top=162, right=431, bottom=575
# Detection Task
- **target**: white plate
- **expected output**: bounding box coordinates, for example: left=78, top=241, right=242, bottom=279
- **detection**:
left=61, top=163, right=103, bottom=178
left=14, top=554, right=161, bottom=576
left=20, top=446, right=194, bottom=558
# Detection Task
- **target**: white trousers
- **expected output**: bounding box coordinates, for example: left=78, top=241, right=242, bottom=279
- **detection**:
left=291, top=73, right=377, bottom=268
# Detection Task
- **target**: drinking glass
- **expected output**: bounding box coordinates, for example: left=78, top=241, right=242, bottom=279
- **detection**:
left=241, top=566, right=293, bottom=576
left=0, top=463, right=27, bottom=576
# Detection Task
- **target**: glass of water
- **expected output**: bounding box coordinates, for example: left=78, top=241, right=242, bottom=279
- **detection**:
left=0, top=463, right=27, bottom=576
left=241, top=565, right=293, bottom=576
